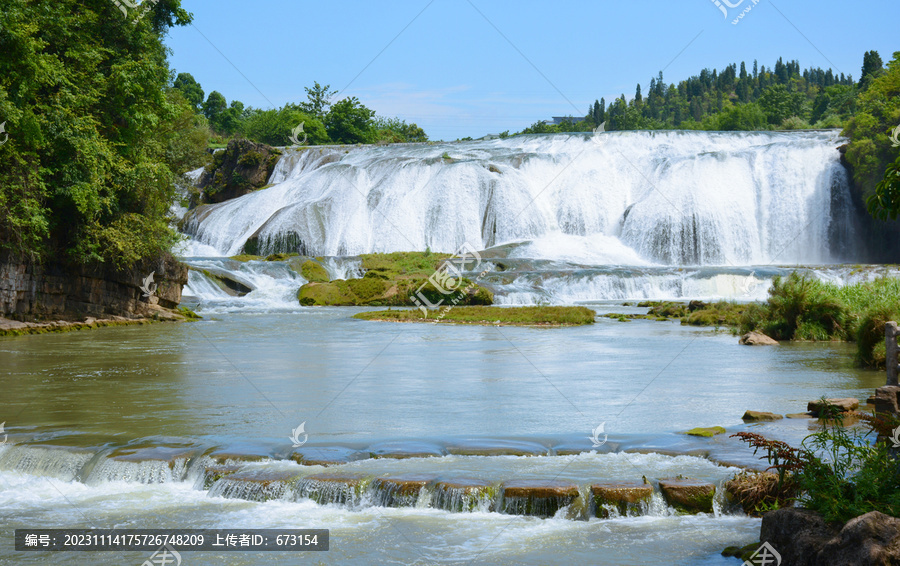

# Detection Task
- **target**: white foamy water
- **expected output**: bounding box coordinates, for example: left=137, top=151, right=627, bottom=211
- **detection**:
left=182, top=131, right=857, bottom=265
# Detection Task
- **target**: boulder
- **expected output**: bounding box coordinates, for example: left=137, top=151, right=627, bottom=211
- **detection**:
left=819, top=511, right=900, bottom=565
left=742, top=411, right=783, bottom=422
left=873, top=386, right=900, bottom=415
left=761, top=507, right=900, bottom=566
left=760, top=508, right=836, bottom=566
left=807, top=398, right=859, bottom=416
left=658, top=478, right=715, bottom=514
left=591, top=481, right=653, bottom=518
left=740, top=331, right=779, bottom=345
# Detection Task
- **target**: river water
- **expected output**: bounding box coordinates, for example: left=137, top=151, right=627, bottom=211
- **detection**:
left=0, top=131, right=891, bottom=564
left=0, top=306, right=884, bottom=565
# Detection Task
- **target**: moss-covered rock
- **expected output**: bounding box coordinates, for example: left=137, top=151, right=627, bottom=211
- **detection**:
left=299, top=260, right=330, bottom=283
left=297, top=282, right=352, bottom=306
left=198, top=139, right=281, bottom=204
left=684, top=426, right=727, bottom=437
left=296, top=251, right=494, bottom=308
left=658, top=478, right=716, bottom=514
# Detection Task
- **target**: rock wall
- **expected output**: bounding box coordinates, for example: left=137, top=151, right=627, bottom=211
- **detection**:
left=0, top=251, right=188, bottom=320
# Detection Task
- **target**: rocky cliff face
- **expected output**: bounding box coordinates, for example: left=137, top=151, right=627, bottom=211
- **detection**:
left=0, top=251, right=188, bottom=320
left=198, top=139, right=281, bottom=204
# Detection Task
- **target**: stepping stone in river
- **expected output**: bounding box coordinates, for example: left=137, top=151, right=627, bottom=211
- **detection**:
left=500, top=480, right=580, bottom=518
left=741, top=411, right=783, bottom=422
left=445, top=439, right=549, bottom=457
left=297, top=473, right=372, bottom=506
left=199, top=465, right=242, bottom=490
left=208, top=469, right=302, bottom=502
left=366, top=441, right=446, bottom=459
left=432, top=478, right=498, bottom=512
left=807, top=398, right=859, bottom=416
left=371, top=474, right=437, bottom=508
left=591, top=481, right=653, bottom=518
left=684, top=426, right=727, bottom=437
left=291, top=446, right=366, bottom=467
left=658, top=478, right=716, bottom=514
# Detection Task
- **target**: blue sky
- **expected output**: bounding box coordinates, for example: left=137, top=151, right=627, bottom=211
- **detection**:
left=165, top=1, right=897, bottom=140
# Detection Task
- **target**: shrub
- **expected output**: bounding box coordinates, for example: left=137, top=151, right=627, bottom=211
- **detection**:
left=742, top=272, right=846, bottom=340
left=855, top=305, right=900, bottom=367
left=732, top=408, right=900, bottom=523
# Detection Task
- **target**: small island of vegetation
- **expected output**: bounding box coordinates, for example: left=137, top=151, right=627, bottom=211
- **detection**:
left=353, top=305, right=596, bottom=327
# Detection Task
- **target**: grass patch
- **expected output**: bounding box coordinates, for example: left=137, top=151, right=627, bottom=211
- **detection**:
left=603, top=300, right=748, bottom=329
left=739, top=273, right=900, bottom=367
left=353, top=306, right=596, bottom=326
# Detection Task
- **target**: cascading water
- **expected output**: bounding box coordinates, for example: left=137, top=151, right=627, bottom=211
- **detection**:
left=175, top=130, right=872, bottom=308
left=183, top=131, right=857, bottom=265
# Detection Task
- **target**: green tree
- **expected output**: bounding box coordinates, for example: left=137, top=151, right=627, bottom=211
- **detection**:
left=173, top=72, right=204, bottom=112
left=299, top=82, right=337, bottom=119
left=202, top=91, right=227, bottom=123
left=844, top=51, right=900, bottom=208
left=758, top=84, right=806, bottom=125
left=859, top=50, right=884, bottom=90
left=215, top=100, right=244, bottom=135
left=325, top=97, right=375, bottom=144
left=0, top=0, right=195, bottom=265
left=243, top=106, right=328, bottom=146
left=869, top=154, right=900, bottom=220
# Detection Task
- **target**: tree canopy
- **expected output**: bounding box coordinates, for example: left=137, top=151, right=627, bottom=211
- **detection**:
left=0, top=0, right=206, bottom=265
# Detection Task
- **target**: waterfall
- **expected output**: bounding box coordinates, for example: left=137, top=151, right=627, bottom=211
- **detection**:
left=182, top=131, right=858, bottom=266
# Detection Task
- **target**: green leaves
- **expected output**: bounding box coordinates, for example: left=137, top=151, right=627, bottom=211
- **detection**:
left=324, top=97, right=376, bottom=144
left=0, top=0, right=195, bottom=266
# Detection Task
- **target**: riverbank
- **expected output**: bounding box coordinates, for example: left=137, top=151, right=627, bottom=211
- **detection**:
left=0, top=307, right=198, bottom=337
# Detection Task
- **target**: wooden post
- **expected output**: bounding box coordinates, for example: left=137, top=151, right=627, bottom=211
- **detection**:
left=888, top=321, right=899, bottom=387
